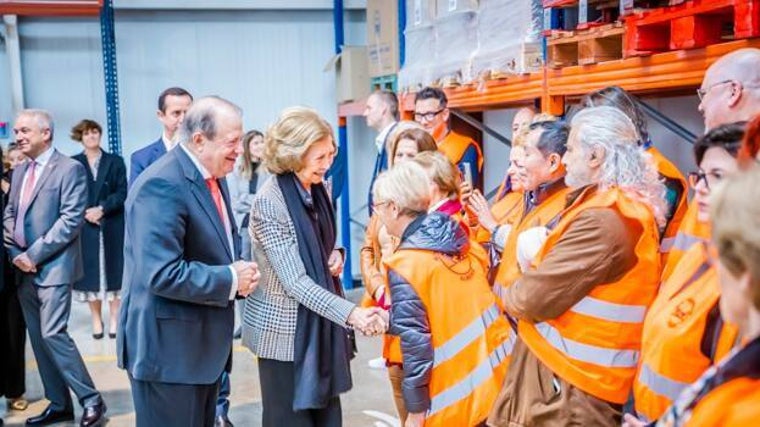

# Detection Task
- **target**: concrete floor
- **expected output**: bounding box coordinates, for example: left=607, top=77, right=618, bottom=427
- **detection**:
left=1, top=289, right=399, bottom=427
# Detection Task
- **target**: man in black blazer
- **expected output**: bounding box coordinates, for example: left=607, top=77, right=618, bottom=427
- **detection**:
left=128, top=87, right=192, bottom=186
left=118, top=96, right=260, bottom=426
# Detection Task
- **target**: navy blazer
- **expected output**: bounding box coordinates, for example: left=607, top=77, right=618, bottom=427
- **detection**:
left=117, top=147, right=240, bottom=384
left=129, top=137, right=166, bottom=187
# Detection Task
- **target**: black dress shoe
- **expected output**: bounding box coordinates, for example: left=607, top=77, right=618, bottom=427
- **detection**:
left=214, top=415, right=234, bottom=427
left=80, top=401, right=107, bottom=427
left=25, top=405, right=74, bottom=425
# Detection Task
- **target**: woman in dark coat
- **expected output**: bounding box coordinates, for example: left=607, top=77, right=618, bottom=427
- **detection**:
left=0, top=143, right=29, bottom=412
left=71, top=119, right=127, bottom=339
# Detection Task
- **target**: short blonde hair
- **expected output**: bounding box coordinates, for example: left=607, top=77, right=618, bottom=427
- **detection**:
left=413, top=151, right=460, bottom=199
left=711, top=165, right=760, bottom=310
left=372, top=160, right=430, bottom=216
left=263, top=106, right=335, bottom=174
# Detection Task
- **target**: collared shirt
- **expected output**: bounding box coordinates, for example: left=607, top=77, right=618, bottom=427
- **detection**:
left=19, top=145, right=55, bottom=201
left=375, top=121, right=397, bottom=153
left=162, top=132, right=177, bottom=152
left=178, top=143, right=238, bottom=300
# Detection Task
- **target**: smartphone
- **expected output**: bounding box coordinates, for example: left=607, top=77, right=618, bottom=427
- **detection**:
left=459, top=162, right=473, bottom=187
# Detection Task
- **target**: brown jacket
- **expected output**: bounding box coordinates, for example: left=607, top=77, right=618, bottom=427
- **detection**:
left=487, top=188, right=642, bottom=427
left=360, top=214, right=398, bottom=301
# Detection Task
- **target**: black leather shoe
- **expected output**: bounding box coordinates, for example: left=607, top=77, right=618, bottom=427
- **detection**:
left=25, top=405, right=74, bottom=425
left=80, top=401, right=107, bottom=427
left=215, top=415, right=234, bottom=427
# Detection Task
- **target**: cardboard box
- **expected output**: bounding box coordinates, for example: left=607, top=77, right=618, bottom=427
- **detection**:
left=324, top=46, right=370, bottom=103
left=436, top=0, right=478, bottom=17
left=407, top=0, right=437, bottom=28
left=367, top=0, right=400, bottom=77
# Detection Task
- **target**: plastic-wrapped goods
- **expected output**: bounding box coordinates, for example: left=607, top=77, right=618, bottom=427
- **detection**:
left=407, top=0, right=437, bottom=28
left=398, top=24, right=436, bottom=91
left=472, top=0, right=543, bottom=81
left=432, top=10, right=479, bottom=87
left=436, top=0, right=478, bottom=16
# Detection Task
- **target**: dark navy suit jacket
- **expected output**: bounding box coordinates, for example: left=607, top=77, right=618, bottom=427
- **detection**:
left=129, top=137, right=166, bottom=187
left=117, top=147, right=240, bottom=384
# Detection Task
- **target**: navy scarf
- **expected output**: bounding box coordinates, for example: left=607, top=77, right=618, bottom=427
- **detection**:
left=277, top=173, right=354, bottom=410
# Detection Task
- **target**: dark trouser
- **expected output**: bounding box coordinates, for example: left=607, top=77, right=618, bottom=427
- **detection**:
left=0, top=276, right=26, bottom=399
left=130, top=376, right=219, bottom=427
left=215, top=370, right=230, bottom=418
left=258, top=358, right=342, bottom=427
left=17, top=275, right=100, bottom=411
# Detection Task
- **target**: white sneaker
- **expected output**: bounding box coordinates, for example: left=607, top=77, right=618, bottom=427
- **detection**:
left=367, top=357, right=386, bottom=369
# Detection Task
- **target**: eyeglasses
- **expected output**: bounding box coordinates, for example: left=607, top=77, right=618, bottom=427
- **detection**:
left=414, top=108, right=445, bottom=122
left=696, top=80, right=734, bottom=101
left=372, top=200, right=391, bottom=210
left=688, top=170, right=724, bottom=190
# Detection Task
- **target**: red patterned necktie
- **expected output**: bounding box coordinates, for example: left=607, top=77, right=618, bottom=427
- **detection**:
left=205, top=178, right=226, bottom=225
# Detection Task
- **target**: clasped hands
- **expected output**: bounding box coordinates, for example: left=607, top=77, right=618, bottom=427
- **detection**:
left=232, top=260, right=261, bottom=297
left=13, top=253, right=36, bottom=273
left=347, top=307, right=389, bottom=336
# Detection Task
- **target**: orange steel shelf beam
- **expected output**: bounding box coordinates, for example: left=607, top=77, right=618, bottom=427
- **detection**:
left=337, top=39, right=760, bottom=117
left=547, top=38, right=760, bottom=97
left=0, top=0, right=102, bottom=16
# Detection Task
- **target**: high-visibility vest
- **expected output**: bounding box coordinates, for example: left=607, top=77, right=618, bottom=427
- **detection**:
left=685, top=377, right=760, bottom=426
left=474, top=190, right=524, bottom=244
left=492, top=185, right=570, bottom=303
left=385, top=243, right=514, bottom=426
left=648, top=146, right=688, bottom=244
left=438, top=131, right=484, bottom=170
left=661, top=200, right=711, bottom=281
left=517, top=186, right=661, bottom=404
left=634, top=243, right=739, bottom=421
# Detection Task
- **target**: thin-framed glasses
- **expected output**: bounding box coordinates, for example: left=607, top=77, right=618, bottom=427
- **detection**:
left=413, top=108, right=445, bottom=122
left=696, top=80, right=734, bottom=101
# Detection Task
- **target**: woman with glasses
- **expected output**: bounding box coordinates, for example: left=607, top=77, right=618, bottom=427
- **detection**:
left=359, top=123, right=437, bottom=424
left=625, top=164, right=760, bottom=426
left=628, top=122, right=745, bottom=423
left=371, top=160, right=512, bottom=427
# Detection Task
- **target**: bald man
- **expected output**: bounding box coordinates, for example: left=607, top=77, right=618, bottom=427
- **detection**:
left=512, top=107, right=537, bottom=134
left=699, top=48, right=760, bottom=130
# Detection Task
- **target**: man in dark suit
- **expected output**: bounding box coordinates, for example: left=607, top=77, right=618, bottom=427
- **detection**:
left=363, top=90, right=398, bottom=216
left=128, top=86, right=193, bottom=186
left=118, top=96, right=260, bottom=427
left=3, top=110, right=105, bottom=426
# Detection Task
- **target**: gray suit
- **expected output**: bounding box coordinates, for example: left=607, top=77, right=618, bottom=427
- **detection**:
left=3, top=148, right=101, bottom=411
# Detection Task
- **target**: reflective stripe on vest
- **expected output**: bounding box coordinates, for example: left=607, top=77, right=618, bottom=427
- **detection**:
left=433, top=304, right=502, bottom=367
left=492, top=282, right=507, bottom=304
left=571, top=296, right=648, bottom=324
left=428, top=334, right=515, bottom=416
left=535, top=322, right=639, bottom=368
left=660, top=232, right=704, bottom=253
left=638, top=362, right=690, bottom=402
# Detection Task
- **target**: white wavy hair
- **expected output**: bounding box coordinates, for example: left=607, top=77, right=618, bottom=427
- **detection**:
left=571, top=106, right=667, bottom=227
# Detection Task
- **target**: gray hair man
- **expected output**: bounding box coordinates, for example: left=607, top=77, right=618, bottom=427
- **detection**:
left=488, top=106, right=665, bottom=427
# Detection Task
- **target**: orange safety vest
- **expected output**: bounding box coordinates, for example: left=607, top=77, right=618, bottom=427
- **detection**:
left=648, top=146, right=688, bottom=245
left=474, top=190, right=524, bottom=244
left=517, top=187, right=661, bottom=404
left=661, top=200, right=711, bottom=282
left=384, top=243, right=514, bottom=426
left=685, top=377, right=760, bottom=426
left=634, top=243, right=739, bottom=421
left=492, top=186, right=571, bottom=302
left=438, top=131, right=484, bottom=170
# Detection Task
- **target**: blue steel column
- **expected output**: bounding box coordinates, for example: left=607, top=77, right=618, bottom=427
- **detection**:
left=100, top=0, right=122, bottom=154
left=333, top=0, right=354, bottom=290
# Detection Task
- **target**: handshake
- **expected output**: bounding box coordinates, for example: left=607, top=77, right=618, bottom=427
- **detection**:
left=347, top=307, right=389, bottom=336
left=232, top=261, right=261, bottom=298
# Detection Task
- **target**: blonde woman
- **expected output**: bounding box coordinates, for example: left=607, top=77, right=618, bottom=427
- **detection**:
left=242, top=107, right=386, bottom=427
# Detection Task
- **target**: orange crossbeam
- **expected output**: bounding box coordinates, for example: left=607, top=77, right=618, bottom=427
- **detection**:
left=0, top=0, right=102, bottom=16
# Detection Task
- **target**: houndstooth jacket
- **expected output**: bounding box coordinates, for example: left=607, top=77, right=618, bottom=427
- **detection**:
left=241, top=176, right=355, bottom=361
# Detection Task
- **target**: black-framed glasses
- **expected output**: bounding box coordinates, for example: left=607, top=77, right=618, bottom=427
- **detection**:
left=696, top=80, right=734, bottom=101
left=414, top=108, right=445, bottom=122
left=688, top=170, right=724, bottom=190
